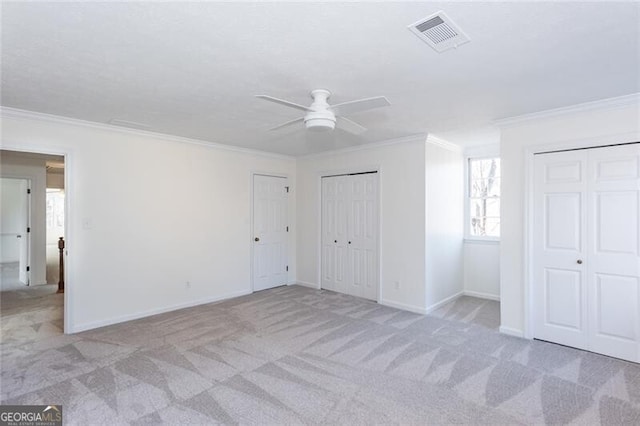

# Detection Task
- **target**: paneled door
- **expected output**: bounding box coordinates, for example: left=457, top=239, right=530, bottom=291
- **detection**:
left=321, top=175, right=349, bottom=294
left=321, top=172, right=378, bottom=301
left=347, top=173, right=378, bottom=300
left=533, top=150, right=588, bottom=350
left=534, top=143, right=640, bottom=362
left=586, top=144, right=640, bottom=361
left=253, top=175, right=288, bottom=292
left=0, top=178, right=30, bottom=286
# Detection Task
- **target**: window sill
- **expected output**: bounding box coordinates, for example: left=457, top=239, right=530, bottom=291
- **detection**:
left=464, top=238, right=500, bottom=245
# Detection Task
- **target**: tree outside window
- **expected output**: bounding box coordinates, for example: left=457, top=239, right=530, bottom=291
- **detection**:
left=469, top=157, right=500, bottom=238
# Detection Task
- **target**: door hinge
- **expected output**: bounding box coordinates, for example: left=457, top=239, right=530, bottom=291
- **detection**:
left=285, top=186, right=289, bottom=193
left=286, top=226, right=289, bottom=232
left=26, top=266, right=30, bottom=272
left=27, top=188, right=31, bottom=194
left=286, top=265, right=289, bottom=272
left=27, top=227, right=31, bottom=233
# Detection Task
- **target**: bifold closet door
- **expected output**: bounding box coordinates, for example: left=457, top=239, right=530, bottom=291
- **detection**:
left=534, top=143, right=640, bottom=362
left=321, top=176, right=349, bottom=294
left=586, top=144, right=640, bottom=361
left=533, top=150, right=589, bottom=350
left=347, top=173, right=378, bottom=300
left=321, top=173, right=378, bottom=301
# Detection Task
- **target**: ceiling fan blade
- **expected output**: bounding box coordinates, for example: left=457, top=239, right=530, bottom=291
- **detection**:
left=269, top=117, right=304, bottom=131
left=336, top=116, right=367, bottom=135
left=331, top=96, right=390, bottom=116
left=256, top=95, right=312, bottom=112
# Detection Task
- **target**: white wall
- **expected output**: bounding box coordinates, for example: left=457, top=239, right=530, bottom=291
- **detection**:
left=464, top=241, right=500, bottom=299
left=296, top=138, right=429, bottom=313
left=500, top=98, right=640, bottom=336
left=0, top=153, right=47, bottom=285
left=1, top=113, right=296, bottom=332
left=296, top=137, right=464, bottom=314
left=425, top=142, right=464, bottom=309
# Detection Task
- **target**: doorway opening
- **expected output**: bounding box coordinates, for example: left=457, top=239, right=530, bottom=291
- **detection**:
left=0, top=149, right=66, bottom=341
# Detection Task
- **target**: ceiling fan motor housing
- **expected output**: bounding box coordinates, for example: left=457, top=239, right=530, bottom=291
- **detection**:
left=305, top=89, right=335, bottom=131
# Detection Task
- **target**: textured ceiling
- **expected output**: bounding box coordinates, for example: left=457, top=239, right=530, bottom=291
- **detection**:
left=1, top=2, right=639, bottom=155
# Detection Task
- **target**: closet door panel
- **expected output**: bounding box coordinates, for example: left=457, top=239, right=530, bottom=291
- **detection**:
left=321, top=176, right=350, bottom=294
left=348, top=173, right=378, bottom=300
left=587, top=144, right=640, bottom=362
left=533, top=151, right=589, bottom=349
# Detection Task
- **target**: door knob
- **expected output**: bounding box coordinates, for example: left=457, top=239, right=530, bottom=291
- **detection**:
left=348, top=241, right=352, bottom=244
left=16, top=234, right=22, bottom=239
left=577, top=259, right=583, bottom=264
left=254, top=237, right=260, bottom=242
left=334, top=240, right=337, bottom=243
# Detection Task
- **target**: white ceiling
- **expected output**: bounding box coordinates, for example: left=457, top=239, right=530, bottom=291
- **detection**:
left=2, top=2, right=638, bottom=155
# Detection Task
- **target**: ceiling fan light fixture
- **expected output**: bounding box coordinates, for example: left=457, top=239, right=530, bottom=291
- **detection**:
left=304, top=111, right=336, bottom=131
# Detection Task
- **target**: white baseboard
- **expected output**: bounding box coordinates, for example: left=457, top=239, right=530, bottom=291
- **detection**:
left=292, top=281, right=320, bottom=289
left=379, top=299, right=428, bottom=315
left=499, top=326, right=525, bottom=338
left=71, top=289, right=253, bottom=333
left=425, top=291, right=464, bottom=314
left=462, top=290, right=500, bottom=301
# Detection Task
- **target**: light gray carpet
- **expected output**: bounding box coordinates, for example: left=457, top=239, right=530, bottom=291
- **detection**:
left=0, top=262, right=29, bottom=292
left=1, top=285, right=640, bottom=425
left=0, top=284, right=62, bottom=343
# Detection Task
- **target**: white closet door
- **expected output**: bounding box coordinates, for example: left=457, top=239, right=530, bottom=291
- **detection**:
left=321, top=173, right=378, bottom=301
left=533, top=150, right=589, bottom=350
left=587, top=144, right=640, bottom=361
left=253, top=175, right=288, bottom=292
left=321, top=176, right=349, bottom=294
left=534, top=143, right=640, bottom=362
left=347, top=173, right=378, bottom=300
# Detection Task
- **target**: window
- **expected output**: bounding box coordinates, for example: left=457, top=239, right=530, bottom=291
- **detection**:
left=468, top=157, right=500, bottom=238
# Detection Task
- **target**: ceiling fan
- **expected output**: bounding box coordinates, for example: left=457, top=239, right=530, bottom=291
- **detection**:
left=256, top=89, right=390, bottom=135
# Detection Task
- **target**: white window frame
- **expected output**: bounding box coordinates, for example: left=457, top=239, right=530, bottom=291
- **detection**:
left=464, top=154, right=501, bottom=242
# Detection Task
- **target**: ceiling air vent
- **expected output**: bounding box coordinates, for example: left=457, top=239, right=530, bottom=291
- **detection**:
left=408, top=11, right=470, bottom=53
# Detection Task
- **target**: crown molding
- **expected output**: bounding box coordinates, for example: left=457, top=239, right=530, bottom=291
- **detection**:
left=298, top=133, right=428, bottom=160
left=494, top=93, right=640, bottom=128
left=0, top=107, right=296, bottom=161
left=426, top=134, right=462, bottom=152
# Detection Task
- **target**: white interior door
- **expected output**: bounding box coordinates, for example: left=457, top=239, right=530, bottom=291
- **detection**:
left=321, top=176, right=348, bottom=294
left=534, top=143, right=640, bottom=362
left=321, top=172, right=378, bottom=301
left=533, top=150, right=588, bottom=349
left=0, top=178, right=30, bottom=286
left=252, top=175, right=288, bottom=292
left=347, top=173, right=378, bottom=300
left=586, top=144, right=640, bottom=361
